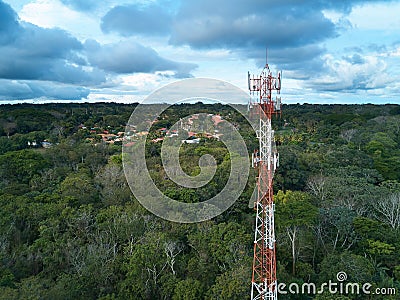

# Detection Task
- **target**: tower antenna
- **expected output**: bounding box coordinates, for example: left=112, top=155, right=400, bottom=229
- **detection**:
left=248, top=54, right=282, bottom=300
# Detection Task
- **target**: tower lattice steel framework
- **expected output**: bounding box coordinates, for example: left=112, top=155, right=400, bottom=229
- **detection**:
left=248, top=59, right=281, bottom=300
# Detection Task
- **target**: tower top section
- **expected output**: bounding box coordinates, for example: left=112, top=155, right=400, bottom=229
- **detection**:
left=248, top=55, right=282, bottom=118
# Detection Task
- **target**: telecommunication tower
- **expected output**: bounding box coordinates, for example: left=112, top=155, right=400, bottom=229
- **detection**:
left=248, top=57, right=281, bottom=300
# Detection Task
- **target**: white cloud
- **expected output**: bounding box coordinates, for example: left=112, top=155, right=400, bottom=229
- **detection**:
left=389, top=47, right=400, bottom=57
left=349, top=2, right=400, bottom=30
left=311, top=54, right=392, bottom=91
left=19, top=0, right=101, bottom=40
left=121, top=73, right=163, bottom=91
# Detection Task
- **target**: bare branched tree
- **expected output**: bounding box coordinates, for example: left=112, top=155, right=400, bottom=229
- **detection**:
left=164, top=241, right=183, bottom=275
left=340, top=129, right=358, bottom=143
left=374, top=193, right=400, bottom=230
left=53, top=124, right=65, bottom=138
left=306, top=175, right=327, bottom=202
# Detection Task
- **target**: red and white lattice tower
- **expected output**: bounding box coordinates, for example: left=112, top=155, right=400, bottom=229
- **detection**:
left=248, top=58, right=281, bottom=300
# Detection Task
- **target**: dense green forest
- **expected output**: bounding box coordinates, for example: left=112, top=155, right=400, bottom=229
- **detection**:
left=0, top=102, right=399, bottom=299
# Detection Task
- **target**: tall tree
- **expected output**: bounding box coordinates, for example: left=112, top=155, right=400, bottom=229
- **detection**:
left=276, top=190, right=318, bottom=275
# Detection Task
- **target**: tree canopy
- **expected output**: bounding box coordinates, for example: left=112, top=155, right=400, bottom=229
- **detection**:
left=0, top=102, right=399, bottom=299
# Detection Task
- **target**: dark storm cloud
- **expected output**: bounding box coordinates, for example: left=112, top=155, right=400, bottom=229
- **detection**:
left=0, top=0, right=94, bottom=100
left=84, top=39, right=197, bottom=77
left=0, top=0, right=20, bottom=45
left=169, top=1, right=337, bottom=49
left=0, top=0, right=198, bottom=100
left=274, top=46, right=328, bottom=79
left=0, top=24, right=105, bottom=85
left=99, top=0, right=339, bottom=71
left=101, top=0, right=343, bottom=48
left=101, top=3, right=172, bottom=36
left=1, top=0, right=196, bottom=80
left=99, top=0, right=393, bottom=73
left=0, top=79, right=90, bottom=100
left=169, top=0, right=394, bottom=49
left=0, top=1, right=105, bottom=86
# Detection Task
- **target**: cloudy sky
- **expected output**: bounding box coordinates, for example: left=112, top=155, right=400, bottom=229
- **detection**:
left=1, top=0, right=400, bottom=104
